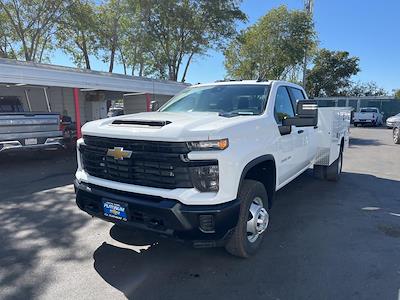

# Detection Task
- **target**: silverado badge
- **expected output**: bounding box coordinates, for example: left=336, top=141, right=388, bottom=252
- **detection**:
left=107, top=147, right=132, bottom=160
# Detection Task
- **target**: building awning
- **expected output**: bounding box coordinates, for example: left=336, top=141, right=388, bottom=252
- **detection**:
left=0, top=58, right=189, bottom=95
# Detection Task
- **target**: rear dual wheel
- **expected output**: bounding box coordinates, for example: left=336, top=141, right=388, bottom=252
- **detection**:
left=225, top=180, right=269, bottom=258
left=313, top=149, right=343, bottom=182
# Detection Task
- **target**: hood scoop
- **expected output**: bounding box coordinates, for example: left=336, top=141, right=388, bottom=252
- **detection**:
left=112, top=119, right=171, bottom=127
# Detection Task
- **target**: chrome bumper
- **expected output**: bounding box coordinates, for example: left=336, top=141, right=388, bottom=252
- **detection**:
left=0, top=137, right=65, bottom=153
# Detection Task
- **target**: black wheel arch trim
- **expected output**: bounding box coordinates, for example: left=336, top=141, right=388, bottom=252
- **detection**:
left=237, top=155, right=276, bottom=209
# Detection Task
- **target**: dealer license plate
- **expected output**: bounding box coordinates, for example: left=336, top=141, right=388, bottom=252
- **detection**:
left=103, top=200, right=128, bottom=221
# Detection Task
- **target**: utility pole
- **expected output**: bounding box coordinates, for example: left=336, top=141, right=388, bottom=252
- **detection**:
left=302, top=0, right=314, bottom=87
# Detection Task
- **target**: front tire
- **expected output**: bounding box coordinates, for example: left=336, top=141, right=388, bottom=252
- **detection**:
left=225, top=180, right=269, bottom=258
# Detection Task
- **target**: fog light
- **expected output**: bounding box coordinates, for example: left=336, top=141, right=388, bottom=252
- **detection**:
left=199, top=215, right=215, bottom=233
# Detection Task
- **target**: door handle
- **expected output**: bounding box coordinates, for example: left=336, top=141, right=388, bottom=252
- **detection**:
left=297, top=130, right=304, bottom=134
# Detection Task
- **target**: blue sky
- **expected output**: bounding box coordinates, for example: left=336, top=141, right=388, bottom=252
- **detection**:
left=54, top=0, right=400, bottom=92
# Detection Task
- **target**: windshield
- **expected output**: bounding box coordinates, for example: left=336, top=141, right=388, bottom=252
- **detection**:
left=360, top=108, right=378, bottom=113
left=160, top=84, right=270, bottom=116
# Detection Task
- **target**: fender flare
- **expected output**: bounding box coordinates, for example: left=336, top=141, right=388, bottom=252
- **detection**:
left=237, top=155, right=276, bottom=208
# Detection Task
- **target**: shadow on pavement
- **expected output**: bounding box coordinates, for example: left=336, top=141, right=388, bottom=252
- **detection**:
left=0, top=185, right=90, bottom=300
left=0, top=149, right=77, bottom=198
left=92, top=171, right=400, bottom=300
left=350, top=137, right=383, bottom=147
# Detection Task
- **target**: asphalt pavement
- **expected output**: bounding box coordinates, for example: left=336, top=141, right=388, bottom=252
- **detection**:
left=0, top=127, right=399, bottom=300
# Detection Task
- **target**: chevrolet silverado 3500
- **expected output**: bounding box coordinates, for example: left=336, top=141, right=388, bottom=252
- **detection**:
left=75, top=80, right=351, bottom=257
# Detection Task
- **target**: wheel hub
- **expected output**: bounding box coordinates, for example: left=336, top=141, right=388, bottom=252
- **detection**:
left=247, top=197, right=269, bottom=243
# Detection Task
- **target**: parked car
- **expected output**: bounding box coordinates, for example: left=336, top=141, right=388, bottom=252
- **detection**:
left=386, top=112, right=400, bottom=128
left=393, top=123, right=400, bottom=144
left=0, top=96, right=64, bottom=153
left=75, top=80, right=351, bottom=258
left=107, top=107, right=124, bottom=117
left=353, top=107, right=384, bottom=127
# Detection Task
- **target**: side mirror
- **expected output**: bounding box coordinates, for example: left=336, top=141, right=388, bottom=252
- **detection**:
left=282, top=100, right=318, bottom=127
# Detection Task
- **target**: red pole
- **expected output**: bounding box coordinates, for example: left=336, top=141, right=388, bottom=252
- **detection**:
left=145, top=93, right=151, bottom=112
left=73, top=88, right=82, bottom=139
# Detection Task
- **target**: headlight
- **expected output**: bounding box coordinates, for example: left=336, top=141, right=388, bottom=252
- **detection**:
left=187, top=139, right=229, bottom=151
left=190, top=165, right=219, bottom=192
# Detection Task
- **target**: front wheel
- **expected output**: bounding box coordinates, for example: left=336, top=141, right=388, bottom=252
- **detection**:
left=394, top=127, right=400, bottom=144
left=225, top=180, right=269, bottom=258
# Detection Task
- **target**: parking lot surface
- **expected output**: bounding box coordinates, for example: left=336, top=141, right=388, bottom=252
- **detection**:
left=1, top=127, right=399, bottom=300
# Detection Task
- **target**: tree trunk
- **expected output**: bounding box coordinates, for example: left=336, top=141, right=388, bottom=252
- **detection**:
left=139, top=61, right=144, bottom=76
left=109, top=47, right=116, bottom=73
left=81, top=37, right=91, bottom=70
left=181, top=52, right=194, bottom=82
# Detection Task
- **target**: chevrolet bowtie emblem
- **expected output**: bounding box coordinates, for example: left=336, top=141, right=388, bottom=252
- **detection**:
left=107, top=147, right=132, bottom=160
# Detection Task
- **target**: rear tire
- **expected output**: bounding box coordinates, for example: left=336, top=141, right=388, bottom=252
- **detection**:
left=394, top=127, right=400, bottom=144
left=326, top=151, right=343, bottom=181
left=225, top=180, right=269, bottom=258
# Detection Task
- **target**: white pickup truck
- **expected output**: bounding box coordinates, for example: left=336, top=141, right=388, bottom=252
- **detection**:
left=353, top=107, right=384, bottom=127
left=75, top=80, right=350, bottom=257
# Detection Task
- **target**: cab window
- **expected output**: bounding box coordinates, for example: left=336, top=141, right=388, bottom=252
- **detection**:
left=289, top=87, right=305, bottom=113
left=274, top=87, right=294, bottom=124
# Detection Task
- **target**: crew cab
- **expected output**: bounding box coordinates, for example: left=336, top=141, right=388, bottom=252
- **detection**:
left=0, top=96, right=64, bottom=153
left=75, top=80, right=350, bottom=257
left=353, top=107, right=383, bottom=127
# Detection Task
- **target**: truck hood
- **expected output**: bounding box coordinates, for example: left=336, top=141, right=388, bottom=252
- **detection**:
left=81, top=112, right=254, bottom=141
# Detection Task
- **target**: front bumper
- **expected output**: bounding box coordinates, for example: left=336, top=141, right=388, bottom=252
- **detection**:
left=75, top=181, right=240, bottom=246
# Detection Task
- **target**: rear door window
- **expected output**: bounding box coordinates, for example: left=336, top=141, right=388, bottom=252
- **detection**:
left=274, top=87, right=295, bottom=124
left=288, top=87, right=306, bottom=113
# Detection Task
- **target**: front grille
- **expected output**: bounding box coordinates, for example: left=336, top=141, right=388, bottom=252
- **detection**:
left=81, top=135, right=201, bottom=189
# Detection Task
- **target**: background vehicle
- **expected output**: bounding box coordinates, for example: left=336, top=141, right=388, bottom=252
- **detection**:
left=393, top=123, right=400, bottom=144
left=386, top=112, right=400, bottom=128
left=0, top=96, right=64, bottom=153
left=75, top=80, right=350, bottom=258
left=107, top=107, right=124, bottom=118
left=353, top=107, right=383, bottom=127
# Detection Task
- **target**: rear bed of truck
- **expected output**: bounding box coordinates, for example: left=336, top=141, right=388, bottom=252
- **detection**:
left=314, top=107, right=351, bottom=166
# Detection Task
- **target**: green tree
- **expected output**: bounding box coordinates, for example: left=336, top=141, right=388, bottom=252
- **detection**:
left=117, top=0, right=154, bottom=76
left=56, top=0, right=99, bottom=69
left=224, top=5, right=316, bottom=80
left=57, top=0, right=99, bottom=69
left=0, top=0, right=66, bottom=62
left=97, top=0, right=127, bottom=73
left=0, top=6, right=16, bottom=58
left=344, top=81, right=387, bottom=97
left=394, top=89, right=400, bottom=99
left=306, top=49, right=360, bottom=97
left=138, top=0, right=246, bottom=81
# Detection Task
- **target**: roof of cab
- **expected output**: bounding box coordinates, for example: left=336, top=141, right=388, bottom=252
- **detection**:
left=192, top=80, right=303, bottom=89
